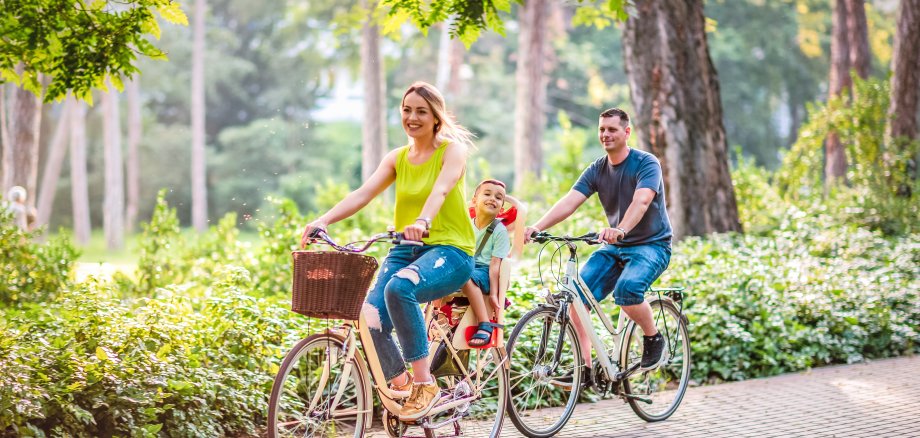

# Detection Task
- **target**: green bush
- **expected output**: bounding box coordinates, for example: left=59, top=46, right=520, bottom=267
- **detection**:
left=0, top=210, right=78, bottom=306
left=0, top=268, right=306, bottom=437
left=659, top=215, right=919, bottom=382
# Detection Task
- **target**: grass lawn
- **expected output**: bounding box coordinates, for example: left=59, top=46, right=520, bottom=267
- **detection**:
left=62, top=228, right=262, bottom=269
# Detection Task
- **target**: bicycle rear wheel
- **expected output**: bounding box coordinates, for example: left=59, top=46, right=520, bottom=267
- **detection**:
left=426, top=345, right=508, bottom=437
left=619, top=299, right=691, bottom=422
left=505, top=306, right=583, bottom=438
left=268, top=332, right=371, bottom=437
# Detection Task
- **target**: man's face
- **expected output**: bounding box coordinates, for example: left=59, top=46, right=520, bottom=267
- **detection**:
left=474, top=183, right=506, bottom=217
left=598, top=116, right=630, bottom=152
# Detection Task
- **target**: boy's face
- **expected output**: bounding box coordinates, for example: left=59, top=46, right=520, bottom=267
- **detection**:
left=474, top=183, right=506, bottom=217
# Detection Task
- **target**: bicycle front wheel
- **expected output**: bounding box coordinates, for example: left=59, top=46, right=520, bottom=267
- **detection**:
left=619, top=299, right=691, bottom=422
left=506, top=306, right=583, bottom=438
left=268, top=332, right=371, bottom=438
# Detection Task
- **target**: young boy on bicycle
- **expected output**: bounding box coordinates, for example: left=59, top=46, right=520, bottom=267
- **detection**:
left=462, top=179, right=513, bottom=348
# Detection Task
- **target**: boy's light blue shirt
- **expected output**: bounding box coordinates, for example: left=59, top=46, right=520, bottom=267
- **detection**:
left=472, top=218, right=511, bottom=266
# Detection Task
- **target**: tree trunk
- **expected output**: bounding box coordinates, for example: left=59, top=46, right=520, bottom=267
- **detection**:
left=70, top=97, right=91, bottom=245
left=513, top=0, right=549, bottom=189
left=0, top=86, right=8, bottom=171
left=36, top=101, right=72, bottom=228
left=3, top=80, right=43, bottom=205
left=361, top=0, right=387, bottom=181
left=825, top=0, right=851, bottom=185
left=887, top=0, right=920, bottom=195
left=845, top=0, right=871, bottom=79
left=102, top=82, right=124, bottom=250
left=622, top=0, right=741, bottom=239
left=125, top=77, right=142, bottom=232
left=191, top=0, right=208, bottom=232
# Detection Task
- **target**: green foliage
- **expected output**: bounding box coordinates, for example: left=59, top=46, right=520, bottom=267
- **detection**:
left=0, top=272, right=303, bottom=436
left=0, top=0, right=187, bottom=102
left=381, top=0, right=518, bottom=47
left=0, top=209, right=78, bottom=305
left=730, top=149, right=785, bottom=234
left=777, top=77, right=920, bottom=235
left=134, top=190, right=182, bottom=293
left=660, top=215, right=920, bottom=382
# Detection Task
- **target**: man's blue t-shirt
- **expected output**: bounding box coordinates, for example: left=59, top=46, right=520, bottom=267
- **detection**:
left=572, top=149, right=672, bottom=245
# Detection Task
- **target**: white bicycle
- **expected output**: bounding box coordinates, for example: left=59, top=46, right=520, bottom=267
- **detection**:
left=505, top=231, right=691, bottom=437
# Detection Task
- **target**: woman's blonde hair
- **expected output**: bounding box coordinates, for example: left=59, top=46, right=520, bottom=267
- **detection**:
left=401, top=81, right=475, bottom=149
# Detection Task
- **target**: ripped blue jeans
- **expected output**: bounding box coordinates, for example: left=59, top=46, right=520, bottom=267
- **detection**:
left=363, top=244, right=474, bottom=380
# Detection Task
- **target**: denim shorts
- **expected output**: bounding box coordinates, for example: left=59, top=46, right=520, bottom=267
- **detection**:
left=579, top=240, right=671, bottom=306
left=469, top=263, right=492, bottom=294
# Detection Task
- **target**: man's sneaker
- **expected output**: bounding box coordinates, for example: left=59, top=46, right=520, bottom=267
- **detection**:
left=640, top=333, right=668, bottom=370
left=549, top=366, right=594, bottom=390
left=399, top=380, right=441, bottom=421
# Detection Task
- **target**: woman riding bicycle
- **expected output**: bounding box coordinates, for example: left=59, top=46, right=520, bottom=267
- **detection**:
left=301, top=81, right=475, bottom=422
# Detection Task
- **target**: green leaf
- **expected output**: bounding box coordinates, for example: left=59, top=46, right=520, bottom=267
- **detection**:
left=142, top=15, right=162, bottom=40
left=382, top=9, right=411, bottom=37
left=157, top=2, right=189, bottom=26
left=95, top=346, right=108, bottom=361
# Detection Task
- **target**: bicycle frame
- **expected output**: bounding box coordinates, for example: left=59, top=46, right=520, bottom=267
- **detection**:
left=548, top=242, right=631, bottom=381
left=317, top=305, right=506, bottom=423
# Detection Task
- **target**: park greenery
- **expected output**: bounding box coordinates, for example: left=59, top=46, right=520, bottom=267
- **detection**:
left=2, top=0, right=919, bottom=436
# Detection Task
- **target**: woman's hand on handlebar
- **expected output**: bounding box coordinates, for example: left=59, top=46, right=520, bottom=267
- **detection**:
left=301, top=219, right=328, bottom=248
left=403, top=221, right=428, bottom=242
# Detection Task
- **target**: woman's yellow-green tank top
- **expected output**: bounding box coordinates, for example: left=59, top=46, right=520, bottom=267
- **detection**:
left=394, top=142, right=475, bottom=255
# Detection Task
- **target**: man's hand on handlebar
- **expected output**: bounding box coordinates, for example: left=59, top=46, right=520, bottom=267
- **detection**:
left=523, top=226, right=541, bottom=243
left=598, top=227, right=625, bottom=244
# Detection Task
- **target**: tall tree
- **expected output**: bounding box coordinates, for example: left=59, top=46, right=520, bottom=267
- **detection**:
left=513, top=0, right=550, bottom=189
left=360, top=0, right=387, bottom=181
left=2, top=75, right=43, bottom=201
left=622, top=0, right=741, bottom=238
left=125, top=77, right=142, bottom=231
left=826, top=0, right=871, bottom=184
left=69, top=97, right=91, bottom=245
left=36, top=101, right=72, bottom=228
left=191, top=0, right=208, bottom=232
left=886, top=0, right=920, bottom=194
left=102, top=83, right=125, bottom=250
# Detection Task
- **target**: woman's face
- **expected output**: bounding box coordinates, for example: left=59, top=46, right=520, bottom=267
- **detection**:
left=402, top=91, right=438, bottom=140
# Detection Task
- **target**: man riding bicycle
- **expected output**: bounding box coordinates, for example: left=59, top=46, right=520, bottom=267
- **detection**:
left=524, top=107, right=672, bottom=388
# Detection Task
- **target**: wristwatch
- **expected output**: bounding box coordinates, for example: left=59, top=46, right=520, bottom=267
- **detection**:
left=415, top=217, right=432, bottom=230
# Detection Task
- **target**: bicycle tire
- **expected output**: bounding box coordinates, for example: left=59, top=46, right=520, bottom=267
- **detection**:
left=619, top=299, right=691, bottom=422
left=425, top=344, right=508, bottom=437
left=505, top=306, right=584, bottom=438
left=268, top=332, right=372, bottom=438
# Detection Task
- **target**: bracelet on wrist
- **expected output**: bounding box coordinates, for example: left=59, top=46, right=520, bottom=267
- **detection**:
left=415, top=217, right=432, bottom=230
left=614, top=227, right=627, bottom=240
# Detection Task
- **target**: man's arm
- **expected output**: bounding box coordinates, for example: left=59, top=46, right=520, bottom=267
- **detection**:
left=526, top=190, right=589, bottom=239
left=598, top=188, right=656, bottom=243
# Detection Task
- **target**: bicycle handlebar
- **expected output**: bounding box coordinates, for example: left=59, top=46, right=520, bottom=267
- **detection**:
left=530, top=231, right=602, bottom=245
left=307, top=228, right=429, bottom=253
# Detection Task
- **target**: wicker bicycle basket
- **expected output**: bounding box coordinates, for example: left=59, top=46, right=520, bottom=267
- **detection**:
left=291, top=251, right=379, bottom=320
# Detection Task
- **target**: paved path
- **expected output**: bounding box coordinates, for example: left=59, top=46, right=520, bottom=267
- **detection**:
left=370, top=355, right=920, bottom=437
